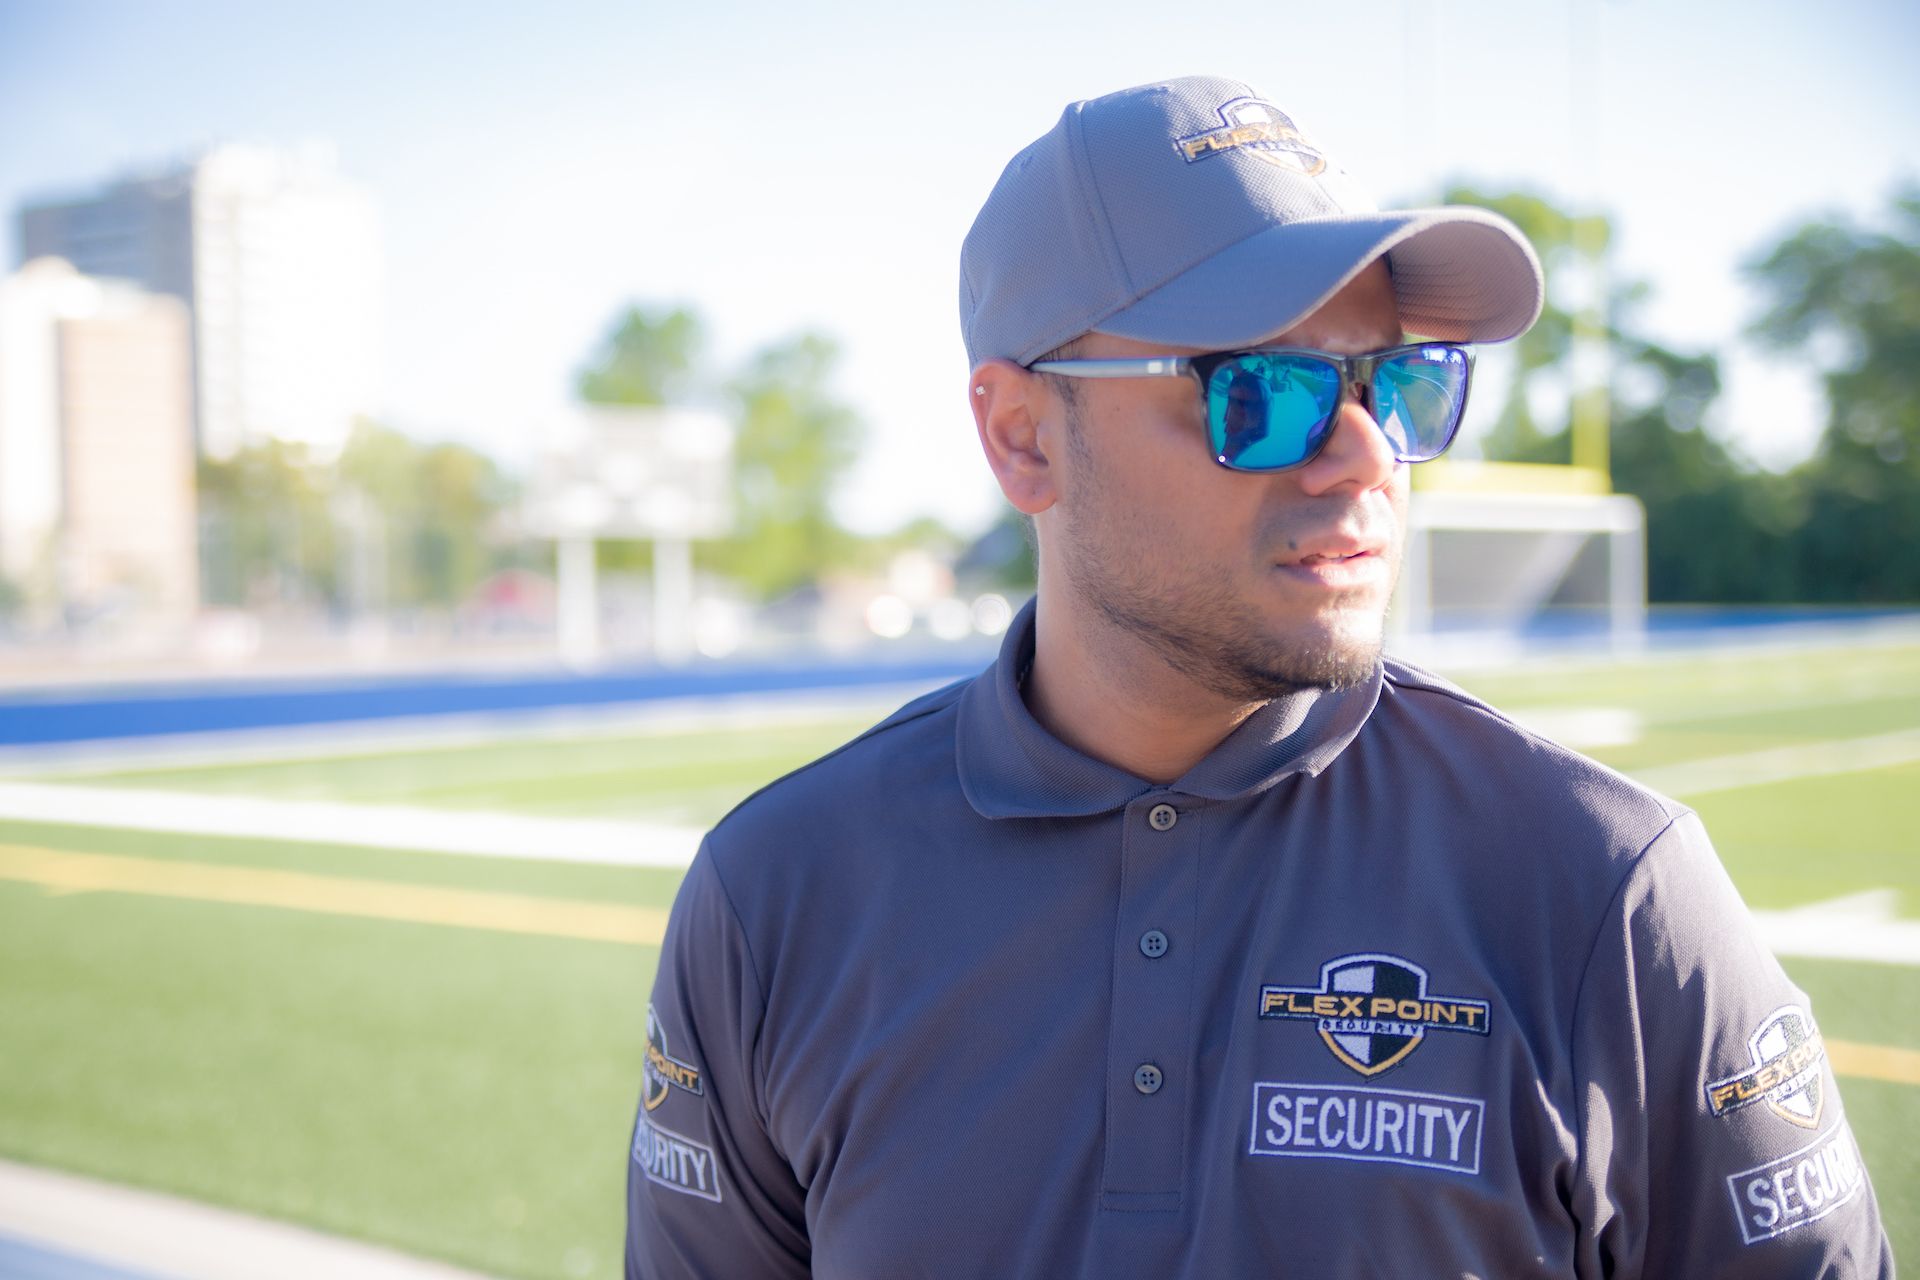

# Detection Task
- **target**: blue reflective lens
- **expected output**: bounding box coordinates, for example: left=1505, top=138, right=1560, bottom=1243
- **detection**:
left=1206, top=355, right=1341, bottom=469
left=1372, top=346, right=1469, bottom=459
left=1204, top=346, right=1470, bottom=470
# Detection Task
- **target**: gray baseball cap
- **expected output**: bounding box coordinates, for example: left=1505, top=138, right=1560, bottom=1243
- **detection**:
left=959, top=76, right=1545, bottom=367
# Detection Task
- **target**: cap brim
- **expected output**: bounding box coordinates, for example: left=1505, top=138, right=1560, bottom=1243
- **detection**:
left=1085, top=206, right=1544, bottom=352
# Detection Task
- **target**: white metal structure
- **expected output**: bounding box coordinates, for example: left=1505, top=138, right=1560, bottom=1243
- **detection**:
left=522, top=405, right=733, bottom=668
left=1397, top=488, right=1647, bottom=648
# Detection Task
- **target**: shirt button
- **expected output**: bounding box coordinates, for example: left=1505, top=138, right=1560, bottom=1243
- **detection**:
left=1147, top=803, right=1177, bottom=831
left=1139, top=929, right=1169, bottom=959
left=1133, top=1063, right=1164, bottom=1095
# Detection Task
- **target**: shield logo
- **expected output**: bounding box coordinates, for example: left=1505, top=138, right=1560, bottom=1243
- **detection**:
left=643, top=1004, right=704, bottom=1112
left=1704, top=1003, right=1827, bottom=1127
left=1218, top=99, right=1327, bottom=175
left=1172, top=98, right=1328, bottom=174
left=1318, top=954, right=1429, bottom=1076
left=1752, top=1007, right=1824, bottom=1129
left=643, top=1005, right=673, bottom=1111
left=1259, top=951, right=1491, bottom=1076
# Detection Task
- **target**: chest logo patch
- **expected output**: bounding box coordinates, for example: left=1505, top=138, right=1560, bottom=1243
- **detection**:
left=643, top=1004, right=706, bottom=1112
left=1259, top=952, right=1490, bottom=1077
left=1706, top=1005, right=1826, bottom=1129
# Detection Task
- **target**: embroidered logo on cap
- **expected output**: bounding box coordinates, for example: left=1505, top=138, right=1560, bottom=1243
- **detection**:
left=1706, top=1005, right=1826, bottom=1129
left=1259, top=952, right=1490, bottom=1077
left=1173, top=98, right=1327, bottom=174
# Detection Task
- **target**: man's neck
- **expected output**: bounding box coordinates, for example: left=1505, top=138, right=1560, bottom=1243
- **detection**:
left=1020, top=586, right=1267, bottom=785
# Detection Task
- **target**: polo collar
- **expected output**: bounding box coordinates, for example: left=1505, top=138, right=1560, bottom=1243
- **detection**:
left=956, top=598, right=1381, bottom=820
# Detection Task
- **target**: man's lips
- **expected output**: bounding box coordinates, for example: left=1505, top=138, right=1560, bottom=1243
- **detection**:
left=1276, top=533, right=1384, bottom=567
left=1294, top=548, right=1373, bottom=567
left=1272, top=535, right=1389, bottom=586
left=1275, top=550, right=1387, bottom=589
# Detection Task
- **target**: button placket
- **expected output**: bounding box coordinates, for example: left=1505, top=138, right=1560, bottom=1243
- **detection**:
left=1102, top=795, right=1198, bottom=1210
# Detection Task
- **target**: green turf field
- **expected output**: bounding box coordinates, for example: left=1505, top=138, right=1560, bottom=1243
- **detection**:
left=0, top=635, right=1913, bottom=1275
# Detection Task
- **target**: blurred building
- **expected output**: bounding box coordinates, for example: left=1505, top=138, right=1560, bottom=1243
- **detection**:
left=0, top=258, right=198, bottom=626
left=16, top=142, right=382, bottom=459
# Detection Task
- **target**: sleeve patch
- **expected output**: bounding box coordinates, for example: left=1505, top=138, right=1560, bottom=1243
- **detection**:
left=1705, top=1005, right=1825, bottom=1128
left=644, top=1003, right=706, bottom=1110
left=1724, top=1120, right=1866, bottom=1244
left=632, top=1110, right=724, bottom=1203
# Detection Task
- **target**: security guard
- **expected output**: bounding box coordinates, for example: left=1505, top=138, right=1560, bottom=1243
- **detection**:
left=625, top=76, right=1893, bottom=1278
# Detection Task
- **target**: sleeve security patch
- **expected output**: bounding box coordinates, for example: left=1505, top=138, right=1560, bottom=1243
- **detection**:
left=632, top=1110, right=723, bottom=1203
left=1725, top=1120, right=1865, bottom=1244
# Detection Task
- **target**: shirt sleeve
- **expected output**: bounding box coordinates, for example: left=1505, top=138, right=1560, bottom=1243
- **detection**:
left=626, top=842, right=811, bottom=1280
left=1568, top=810, right=1894, bottom=1278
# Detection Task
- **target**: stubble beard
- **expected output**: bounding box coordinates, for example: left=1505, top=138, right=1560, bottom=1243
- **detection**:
left=1052, top=405, right=1393, bottom=703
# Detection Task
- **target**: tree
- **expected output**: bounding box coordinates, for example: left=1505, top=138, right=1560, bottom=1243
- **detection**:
left=197, top=440, right=338, bottom=608
left=1605, top=334, right=1804, bottom=603
left=336, top=421, right=515, bottom=608
left=1439, top=185, right=1610, bottom=463
left=575, top=305, right=705, bottom=407
left=1747, top=186, right=1920, bottom=601
left=705, top=333, right=864, bottom=599
left=1434, top=185, right=1808, bottom=604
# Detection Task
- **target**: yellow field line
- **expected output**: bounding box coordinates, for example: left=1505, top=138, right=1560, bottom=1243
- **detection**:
left=0, top=841, right=668, bottom=948
left=4, top=841, right=1919, bottom=1088
left=1827, top=1038, right=1920, bottom=1088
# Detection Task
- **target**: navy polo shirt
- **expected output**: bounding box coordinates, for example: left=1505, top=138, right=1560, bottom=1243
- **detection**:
left=626, top=602, right=1891, bottom=1278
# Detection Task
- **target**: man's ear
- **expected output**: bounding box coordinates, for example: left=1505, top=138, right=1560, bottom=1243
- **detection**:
left=970, top=359, right=1061, bottom=516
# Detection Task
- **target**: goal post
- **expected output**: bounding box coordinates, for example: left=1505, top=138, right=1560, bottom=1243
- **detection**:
left=1393, top=461, right=1646, bottom=650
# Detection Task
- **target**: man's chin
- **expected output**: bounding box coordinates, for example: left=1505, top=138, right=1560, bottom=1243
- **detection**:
left=1186, top=616, right=1385, bottom=701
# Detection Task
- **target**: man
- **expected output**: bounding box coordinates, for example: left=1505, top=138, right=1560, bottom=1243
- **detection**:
left=626, top=76, right=1892, bottom=1277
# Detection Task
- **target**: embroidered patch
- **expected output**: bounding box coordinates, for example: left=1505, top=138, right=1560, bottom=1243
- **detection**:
left=1725, top=1121, right=1865, bottom=1243
left=1706, top=1005, right=1825, bottom=1129
left=643, top=1003, right=705, bottom=1112
left=1258, top=952, right=1490, bottom=1076
left=1248, top=1081, right=1483, bottom=1175
left=1172, top=97, right=1326, bottom=174
left=632, top=1111, right=723, bottom=1202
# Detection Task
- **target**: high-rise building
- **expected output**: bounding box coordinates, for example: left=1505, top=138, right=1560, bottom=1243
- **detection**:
left=17, top=142, right=382, bottom=459
left=0, top=258, right=198, bottom=624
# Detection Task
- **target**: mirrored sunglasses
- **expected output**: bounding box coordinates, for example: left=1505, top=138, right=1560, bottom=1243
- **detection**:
left=1028, top=343, right=1474, bottom=472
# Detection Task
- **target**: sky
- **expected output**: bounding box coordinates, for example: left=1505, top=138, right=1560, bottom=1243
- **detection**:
left=3, top=0, right=1916, bottom=536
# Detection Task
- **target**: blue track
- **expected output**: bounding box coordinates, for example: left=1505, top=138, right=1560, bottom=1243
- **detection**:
left=3, top=607, right=1912, bottom=749
left=0, top=1235, right=169, bottom=1280
left=0, top=650, right=992, bottom=747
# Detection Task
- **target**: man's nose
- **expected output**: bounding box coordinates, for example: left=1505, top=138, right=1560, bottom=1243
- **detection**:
left=1295, top=381, right=1399, bottom=496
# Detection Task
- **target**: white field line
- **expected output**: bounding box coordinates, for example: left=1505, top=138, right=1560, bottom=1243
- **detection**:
left=0, top=781, right=702, bottom=867
left=0, top=1157, right=492, bottom=1280
left=1630, top=727, right=1920, bottom=798
left=1750, top=890, right=1920, bottom=968
left=0, top=725, right=1912, bottom=893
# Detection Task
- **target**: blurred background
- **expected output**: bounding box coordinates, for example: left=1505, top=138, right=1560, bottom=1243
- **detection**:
left=0, top=1, right=1916, bottom=1277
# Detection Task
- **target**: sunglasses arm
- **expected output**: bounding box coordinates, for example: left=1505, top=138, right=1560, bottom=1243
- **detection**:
left=1025, top=358, right=1195, bottom=379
